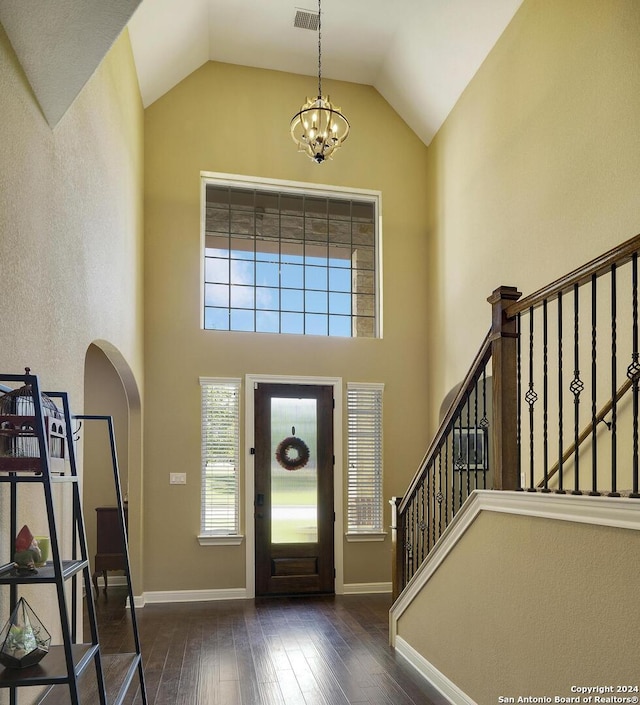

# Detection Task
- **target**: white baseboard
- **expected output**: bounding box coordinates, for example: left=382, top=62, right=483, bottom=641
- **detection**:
left=137, top=587, right=248, bottom=605
left=342, top=582, right=392, bottom=595
left=133, top=584, right=389, bottom=604
left=395, top=636, right=477, bottom=705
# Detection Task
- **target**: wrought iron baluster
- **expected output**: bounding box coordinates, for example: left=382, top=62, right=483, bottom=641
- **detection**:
left=436, top=448, right=442, bottom=547
left=420, top=482, right=426, bottom=564
left=542, top=299, right=550, bottom=492
left=456, top=415, right=464, bottom=509
left=557, top=291, right=565, bottom=493
left=526, top=307, right=538, bottom=491
left=473, top=376, right=479, bottom=491
left=409, top=494, right=418, bottom=577
left=427, top=453, right=433, bottom=552
left=590, top=274, right=600, bottom=496
left=628, top=253, right=640, bottom=498
left=610, top=264, right=619, bottom=497
left=466, top=393, right=472, bottom=498
left=570, top=283, right=583, bottom=495
left=480, top=366, right=489, bottom=490
left=438, top=442, right=444, bottom=539
left=443, top=433, right=448, bottom=530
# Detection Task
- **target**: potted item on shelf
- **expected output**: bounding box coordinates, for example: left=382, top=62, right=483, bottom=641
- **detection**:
left=33, top=536, right=50, bottom=567
left=13, top=525, right=41, bottom=575
left=0, top=598, right=51, bottom=669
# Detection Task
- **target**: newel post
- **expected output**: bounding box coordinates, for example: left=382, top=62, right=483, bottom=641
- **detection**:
left=488, top=286, right=522, bottom=490
left=390, top=497, right=404, bottom=602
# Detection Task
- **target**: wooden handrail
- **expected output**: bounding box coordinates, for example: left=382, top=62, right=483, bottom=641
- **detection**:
left=506, top=233, right=640, bottom=319
left=537, top=377, right=633, bottom=488
left=399, top=330, right=493, bottom=514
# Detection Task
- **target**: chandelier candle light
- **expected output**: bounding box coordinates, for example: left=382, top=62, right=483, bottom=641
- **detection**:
left=290, top=0, right=350, bottom=163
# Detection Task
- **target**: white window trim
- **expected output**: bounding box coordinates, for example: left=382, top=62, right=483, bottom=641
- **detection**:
left=346, top=381, right=386, bottom=540
left=198, top=376, right=244, bottom=544
left=200, top=171, right=383, bottom=338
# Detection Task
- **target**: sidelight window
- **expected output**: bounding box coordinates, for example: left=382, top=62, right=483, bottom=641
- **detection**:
left=199, top=377, right=241, bottom=539
left=346, top=382, right=384, bottom=534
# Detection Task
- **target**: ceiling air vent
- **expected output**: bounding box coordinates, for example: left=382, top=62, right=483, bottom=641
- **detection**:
left=294, top=8, right=319, bottom=31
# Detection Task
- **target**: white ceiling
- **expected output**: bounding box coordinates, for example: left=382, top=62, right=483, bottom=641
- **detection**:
left=128, top=0, right=524, bottom=145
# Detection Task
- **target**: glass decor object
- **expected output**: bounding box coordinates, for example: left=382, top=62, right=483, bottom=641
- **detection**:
left=0, top=598, right=51, bottom=669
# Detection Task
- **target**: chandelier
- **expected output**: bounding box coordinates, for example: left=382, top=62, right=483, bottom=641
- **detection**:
left=290, top=0, right=350, bottom=163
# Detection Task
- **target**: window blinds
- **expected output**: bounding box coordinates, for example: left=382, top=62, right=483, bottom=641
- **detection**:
left=347, top=383, right=384, bottom=533
left=200, top=378, right=241, bottom=535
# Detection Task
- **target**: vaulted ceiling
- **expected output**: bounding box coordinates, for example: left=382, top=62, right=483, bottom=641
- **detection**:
left=1, top=0, right=523, bottom=144
left=128, top=0, right=524, bottom=145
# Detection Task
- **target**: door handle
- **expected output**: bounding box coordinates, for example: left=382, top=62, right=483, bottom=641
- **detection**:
left=256, top=493, right=264, bottom=507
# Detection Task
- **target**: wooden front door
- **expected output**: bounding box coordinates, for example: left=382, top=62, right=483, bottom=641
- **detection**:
left=254, top=383, right=334, bottom=596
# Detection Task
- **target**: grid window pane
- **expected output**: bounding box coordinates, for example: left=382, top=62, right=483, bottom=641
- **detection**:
left=230, top=259, right=254, bottom=286
left=205, top=283, right=229, bottom=307
left=282, top=312, right=304, bottom=335
left=205, top=258, right=229, bottom=284
left=231, top=308, right=254, bottom=331
left=282, top=289, right=304, bottom=312
left=329, top=292, right=351, bottom=315
left=305, top=266, right=327, bottom=290
left=329, top=268, right=351, bottom=293
left=256, top=287, right=279, bottom=311
left=256, top=261, right=279, bottom=287
left=329, top=315, right=351, bottom=337
left=305, top=290, right=328, bottom=314
left=305, top=313, right=328, bottom=336
left=203, top=181, right=378, bottom=337
left=230, top=285, right=254, bottom=309
left=257, top=311, right=279, bottom=333
left=204, top=307, right=229, bottom=330
left=281, top=264, right=304, bottom=289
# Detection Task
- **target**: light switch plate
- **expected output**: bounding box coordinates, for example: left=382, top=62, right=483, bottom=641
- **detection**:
left=170, top=472, right=186, bottom=485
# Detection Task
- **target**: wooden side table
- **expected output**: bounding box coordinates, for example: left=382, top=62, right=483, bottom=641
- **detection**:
left=92, top=505, right=128, bottom=594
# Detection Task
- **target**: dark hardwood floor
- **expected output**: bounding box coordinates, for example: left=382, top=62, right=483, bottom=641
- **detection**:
left=86, top=588, right=447, bottom=705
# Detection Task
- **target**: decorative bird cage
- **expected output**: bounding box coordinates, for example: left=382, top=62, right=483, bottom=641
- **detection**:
left=0, top=371, right=66, bottom=474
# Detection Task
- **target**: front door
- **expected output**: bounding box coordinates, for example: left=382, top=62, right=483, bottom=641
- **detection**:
left=254, top=383, right=334, bottom=596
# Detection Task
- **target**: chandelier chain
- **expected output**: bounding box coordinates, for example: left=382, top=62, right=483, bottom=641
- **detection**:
left=317, top=0, right=322, bottom=97
left=289, top=0, right=349, bottom=163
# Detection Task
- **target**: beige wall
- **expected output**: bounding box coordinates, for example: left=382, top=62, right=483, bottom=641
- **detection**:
left=0, top=21, right=144, bottom=658
left=425, top=0, right=640, bottom=432
left=397, top=511, right=640, bottom=701
left=143, top=61, right=430, bottom=592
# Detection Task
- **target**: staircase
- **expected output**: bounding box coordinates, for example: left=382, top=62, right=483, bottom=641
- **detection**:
left=389, top=234, right=640, bottom=704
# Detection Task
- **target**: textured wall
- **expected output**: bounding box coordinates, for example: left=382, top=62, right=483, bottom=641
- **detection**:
left=0, top=21, right=144, bottom=665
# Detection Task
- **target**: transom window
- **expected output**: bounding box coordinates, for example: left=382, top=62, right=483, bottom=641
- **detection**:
left=202, top=177, right=379, bottom=337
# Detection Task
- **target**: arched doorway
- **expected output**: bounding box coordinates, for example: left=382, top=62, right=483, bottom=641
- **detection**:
left=83, top=342, right=143, bottom=599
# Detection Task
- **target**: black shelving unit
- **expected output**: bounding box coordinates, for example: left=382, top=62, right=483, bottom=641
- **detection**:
left=0, top=371, right=106, bottom=704
left=74, top=414, right=147, bottom=705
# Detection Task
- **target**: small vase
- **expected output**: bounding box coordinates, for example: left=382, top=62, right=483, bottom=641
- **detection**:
left=33, top=537, right=50, bottom=567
